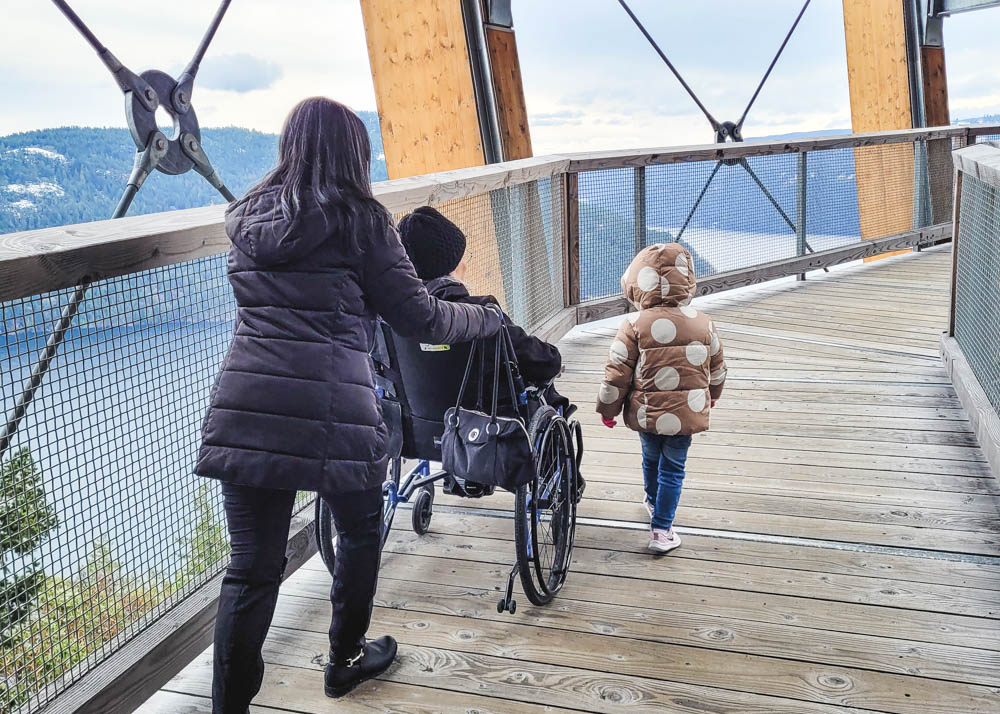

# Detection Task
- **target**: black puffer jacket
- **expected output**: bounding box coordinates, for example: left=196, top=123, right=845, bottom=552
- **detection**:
left=196, top=188, right=499, bottom=493
left=425, top=276, right=562, bottom=384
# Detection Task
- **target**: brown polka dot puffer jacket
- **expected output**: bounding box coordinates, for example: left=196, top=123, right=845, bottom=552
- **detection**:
left=596, top=243, right=727, bottom=436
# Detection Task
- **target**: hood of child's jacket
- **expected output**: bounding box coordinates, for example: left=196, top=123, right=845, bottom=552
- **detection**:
left=621, top=243, right=696, bottom=309
left=225, top=186, right=333, bottom=266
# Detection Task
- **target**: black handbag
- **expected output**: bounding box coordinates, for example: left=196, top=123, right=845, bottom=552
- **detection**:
left=442, top=319, right=535, bottom=492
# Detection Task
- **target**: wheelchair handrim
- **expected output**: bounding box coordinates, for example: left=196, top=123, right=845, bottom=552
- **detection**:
left=525, top=415, right=574, bottom=599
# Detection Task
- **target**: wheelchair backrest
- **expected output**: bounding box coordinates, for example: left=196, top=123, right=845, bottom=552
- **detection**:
left=377, top=322, right=473, bottom=461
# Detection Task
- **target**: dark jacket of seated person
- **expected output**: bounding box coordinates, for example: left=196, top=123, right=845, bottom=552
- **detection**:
left=398, top=206, right=563, bottom=388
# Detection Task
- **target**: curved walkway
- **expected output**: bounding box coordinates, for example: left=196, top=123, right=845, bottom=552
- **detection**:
left=144, top=245, right=1000, bottom=714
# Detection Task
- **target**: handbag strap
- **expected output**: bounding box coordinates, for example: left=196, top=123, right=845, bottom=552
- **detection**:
left=452, top=306, right=524, bottom=427
left=489, top=320, right=503, bottom=422
left=453, top=336, right=479, bottom=414
left=498, top=322, right=522, bottom=420
left=475, top=332, right=485, bottom=411
left=500, top=316, right=526, bottom=414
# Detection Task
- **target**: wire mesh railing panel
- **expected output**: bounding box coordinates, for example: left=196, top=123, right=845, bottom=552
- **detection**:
left=398, top=177, right=565, bottom=333
left=578, top=168, right=636, bottom=301
left=953, top=173, right=1000, bottom=416
left=0, top=257, right=311, bottom=712
left=577, top=137, right=952, bottom=302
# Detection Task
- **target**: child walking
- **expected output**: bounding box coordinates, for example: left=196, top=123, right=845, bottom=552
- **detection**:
left=596, top=243, right=727, bottom=553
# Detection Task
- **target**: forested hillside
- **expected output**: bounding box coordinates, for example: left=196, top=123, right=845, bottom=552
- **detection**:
left=0, top=112, right=386, bottom=234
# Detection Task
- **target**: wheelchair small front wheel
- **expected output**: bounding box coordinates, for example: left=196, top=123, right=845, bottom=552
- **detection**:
left=411, top=484, right=434, bottom=535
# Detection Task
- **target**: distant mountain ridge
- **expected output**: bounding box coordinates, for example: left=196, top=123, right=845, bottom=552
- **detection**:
left=0, top=113, right=387, bottom=234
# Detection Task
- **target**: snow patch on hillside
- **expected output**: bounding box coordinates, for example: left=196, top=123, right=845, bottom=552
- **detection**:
left=6, top=199, right=36, bottom=214
left=3, top=147, right=68, bottom=162
left=5, top=181, right=65, bottom=198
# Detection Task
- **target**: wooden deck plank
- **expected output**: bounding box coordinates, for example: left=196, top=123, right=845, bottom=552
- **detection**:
left=435, top=490, right=1000, bottom=555
left=266, top=599, right=1000, bottom=714
left=583, top=461, right=1000, bottom=495
left=280, top=569, right=1000, bottom=687
left=379, top=513, right=1000, bottom=589
left=576, top=419, right=981, bottom=446
left=160, top=652, right=576, bottom=714
left=298, top=550, right=1000, bottom=651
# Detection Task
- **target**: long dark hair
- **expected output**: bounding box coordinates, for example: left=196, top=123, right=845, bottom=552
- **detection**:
left=239, top=97, right=389, bottom=252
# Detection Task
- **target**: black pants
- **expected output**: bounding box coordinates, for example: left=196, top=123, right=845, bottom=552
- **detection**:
left=212, top=482, right=383, bottom=714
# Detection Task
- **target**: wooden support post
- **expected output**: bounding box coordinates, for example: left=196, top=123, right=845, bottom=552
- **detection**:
left=842, top=0, right=915, bottom=261
left=359, top=0, right=536, bottom=311
left=359, top=0, right=486, bottom=179
left=922, top=44, right=953, bottom=224
left=485, top=24, right=533, bottom=160
left=359, top=0, right=512, bottom=305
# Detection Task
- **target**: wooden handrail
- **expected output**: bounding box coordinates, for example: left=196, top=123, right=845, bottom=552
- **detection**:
left=952, top=141, right=1000, bottom=186
left=0, top=125, right=995, bottom=303
left=564, top=125, right=978, bottom=171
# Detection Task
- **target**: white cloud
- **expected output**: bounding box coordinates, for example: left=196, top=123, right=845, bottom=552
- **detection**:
left=0, top=0, right=376, bottom=134
left=2, top=0, right=999, bottom=152
left=194, top=53, right=283, bottom=93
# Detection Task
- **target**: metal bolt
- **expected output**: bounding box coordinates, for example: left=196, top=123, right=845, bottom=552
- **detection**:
left=155, top=137, right=167, bottom=151
left=145, top=88, right=156, bottom=101
left=178, top=91, right=189, bottom=105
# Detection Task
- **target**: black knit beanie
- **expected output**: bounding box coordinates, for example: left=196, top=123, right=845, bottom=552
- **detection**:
left=398, top=206, right=467, bottom=281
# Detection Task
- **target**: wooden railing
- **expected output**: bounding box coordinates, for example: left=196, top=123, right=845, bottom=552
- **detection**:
left=943, top=140, right=1000, bottom=480
left=1, top=123, right=996, bottom=714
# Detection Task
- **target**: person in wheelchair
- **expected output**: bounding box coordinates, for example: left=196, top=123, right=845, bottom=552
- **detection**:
left=396, top=206, right=581, bottom=498
left=398, top=206, right=569, bottom=405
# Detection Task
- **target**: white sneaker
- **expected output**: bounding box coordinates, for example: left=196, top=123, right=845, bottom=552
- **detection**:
left=642, top=497, right=654, bottom=520
left=648, top=528, right=681, bottom=554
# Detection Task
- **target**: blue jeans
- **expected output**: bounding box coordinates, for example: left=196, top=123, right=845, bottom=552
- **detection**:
left=639, top=432, right=692, bottom=531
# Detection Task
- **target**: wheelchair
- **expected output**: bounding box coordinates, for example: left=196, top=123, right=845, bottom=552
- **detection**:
left=316, top=319, right=584, bottom=612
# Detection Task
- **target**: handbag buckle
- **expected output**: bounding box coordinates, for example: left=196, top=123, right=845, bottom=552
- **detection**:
left=467, top=428, right=480, bottom=441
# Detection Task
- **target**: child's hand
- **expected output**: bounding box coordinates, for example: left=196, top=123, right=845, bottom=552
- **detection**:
left=601, top=417, right=617, bottom=429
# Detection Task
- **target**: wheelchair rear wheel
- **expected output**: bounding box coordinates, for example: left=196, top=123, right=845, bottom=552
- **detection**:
left=514, top=406, right=577, bottom=606
left=316, top=455, right=400, bottom=577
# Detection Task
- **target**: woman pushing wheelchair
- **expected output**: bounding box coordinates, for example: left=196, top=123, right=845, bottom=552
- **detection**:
left=194, top=97, right=500, bottom=711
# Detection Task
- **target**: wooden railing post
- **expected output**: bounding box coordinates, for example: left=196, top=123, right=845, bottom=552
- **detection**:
left=563, top=171, right=580, bottom=307
left=796, top=151, right=808, bottom=280
left=948, top=167, right=964, bottom=337
left=634, top=166, right=646, bottom=254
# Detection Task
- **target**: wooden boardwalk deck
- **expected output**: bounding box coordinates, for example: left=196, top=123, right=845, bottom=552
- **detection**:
left=141, top=245, right=1000, bottom=713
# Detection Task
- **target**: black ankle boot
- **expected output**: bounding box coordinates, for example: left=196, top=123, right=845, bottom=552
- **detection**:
left=324, top=635, right=398, bottom=698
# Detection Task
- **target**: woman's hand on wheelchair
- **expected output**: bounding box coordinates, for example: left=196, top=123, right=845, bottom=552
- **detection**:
left=481, top=303, right=504, bottom=335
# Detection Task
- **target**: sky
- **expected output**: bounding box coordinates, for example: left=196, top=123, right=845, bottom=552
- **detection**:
left=2, top=0, right=999, bottom=154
